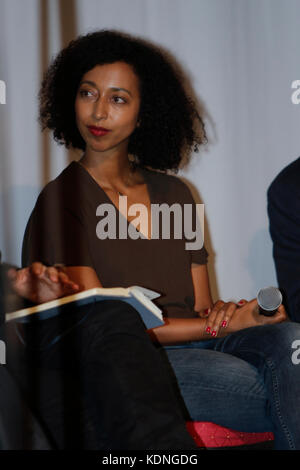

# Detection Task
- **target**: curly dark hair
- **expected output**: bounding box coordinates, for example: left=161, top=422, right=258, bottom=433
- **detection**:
left=39, top=29, right=206, bottom=171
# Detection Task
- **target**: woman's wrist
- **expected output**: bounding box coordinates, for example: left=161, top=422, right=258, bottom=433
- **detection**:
left=149, top=316, right=216, bottom=345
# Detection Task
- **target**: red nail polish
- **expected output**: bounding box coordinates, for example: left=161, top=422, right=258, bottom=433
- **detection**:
left=205, top=326, right=211, bottom=333
left=204, top=308, right=209, bottom=315
left=211, top=330, right=217, bottom=337
left=222, top=321, right=227, bottom=328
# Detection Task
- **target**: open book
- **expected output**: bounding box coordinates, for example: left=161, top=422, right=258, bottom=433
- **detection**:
left=5, top=286, right=164, bottom=330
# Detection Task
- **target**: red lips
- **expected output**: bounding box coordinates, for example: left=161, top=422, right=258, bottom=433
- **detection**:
left=88, top=126, right=111, bottom=136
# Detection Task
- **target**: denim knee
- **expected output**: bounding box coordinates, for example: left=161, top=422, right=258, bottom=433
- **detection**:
left=268, top=322, right=300, bottom=365
left=261, top=322, right=300, bottom=356
left=230, top=322, right=300, bottom=367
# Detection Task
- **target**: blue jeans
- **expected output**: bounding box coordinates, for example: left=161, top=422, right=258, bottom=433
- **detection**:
left=161, top=322, right=300, bottom=450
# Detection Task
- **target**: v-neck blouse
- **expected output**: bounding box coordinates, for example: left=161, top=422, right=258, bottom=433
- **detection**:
left=77, top=162, right=154, bottom=241
left=22, top=161, right=208, bottom=318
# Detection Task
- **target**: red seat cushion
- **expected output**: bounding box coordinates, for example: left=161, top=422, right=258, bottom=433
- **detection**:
left=186, top=421, right=274, bottom=448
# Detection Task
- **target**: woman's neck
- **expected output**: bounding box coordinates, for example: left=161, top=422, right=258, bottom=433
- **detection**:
left=79, top=149, right=142, bottom=190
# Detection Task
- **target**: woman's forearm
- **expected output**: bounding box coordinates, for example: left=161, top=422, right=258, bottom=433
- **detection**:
left=147, top=316, right=211, bottom=345
left=148, top=300, right=289, bottom=346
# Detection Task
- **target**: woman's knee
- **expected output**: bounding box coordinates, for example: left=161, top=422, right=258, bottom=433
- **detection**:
left=266, top=322, right=300, bottom=348
left=243, top=322, right=300, bottom=365
left=82, top=299, right=149, bottom=338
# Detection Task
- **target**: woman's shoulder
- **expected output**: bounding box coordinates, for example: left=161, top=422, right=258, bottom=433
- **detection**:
left=34, top=161, right=83, bottom=209
left=144, top=167, right=194, bottom=201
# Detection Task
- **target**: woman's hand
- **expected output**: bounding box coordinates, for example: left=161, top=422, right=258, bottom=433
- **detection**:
left=227, top=298, right=288, bottom=333
left=201, top=299, right=248, bottom=337
left=200, top=296, right=288, bottom=338
left=7, top=262, right=80, bottom=304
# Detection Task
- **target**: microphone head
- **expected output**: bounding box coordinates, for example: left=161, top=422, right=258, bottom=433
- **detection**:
left=257, top=286, right=282, bottom=316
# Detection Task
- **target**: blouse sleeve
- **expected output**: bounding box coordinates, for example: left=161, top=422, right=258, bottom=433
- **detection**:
left=178, top=178, right=208, bottom=265
left=21, top=185, right=93, bottom=269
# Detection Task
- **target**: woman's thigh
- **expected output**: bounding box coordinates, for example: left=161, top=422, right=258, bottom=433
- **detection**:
left=213, top=322, right=300, bottom=369
left=160, top=346, right=273, bottom=433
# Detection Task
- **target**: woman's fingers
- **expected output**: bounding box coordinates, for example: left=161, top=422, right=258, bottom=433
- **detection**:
left=13, top=267, right=30, bottom=284
left=57, top=271, right=79, bottom=291
left=276, top=304, right=288, bottom=319
left=29, top=262, right=46, bottom=277
left=6, top=263, right=79, bottom=304
left=198, top=307, right=211, bottom=318
left=30, top=264, right=79, bottom=294
left=258, top=303, right=288, bottom=324
left=216, top=302, right=237, bottom=331
left=6, top=267, right=33, bottom=299
left=204, top=300, right=225, bottom=336
left=29, top=263, right=63, bottom=283
left=212, top=302, right=237, bottom=337
left=45, top=267, right=60, bottom=283
left=204, top=300, right=244, bottom=337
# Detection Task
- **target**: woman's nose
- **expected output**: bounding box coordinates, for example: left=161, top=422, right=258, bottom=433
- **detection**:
left=93, top=98, right=108, bottom=120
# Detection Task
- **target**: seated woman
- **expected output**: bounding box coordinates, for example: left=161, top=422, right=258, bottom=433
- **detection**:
left=20, top=30, right=300, bottom=450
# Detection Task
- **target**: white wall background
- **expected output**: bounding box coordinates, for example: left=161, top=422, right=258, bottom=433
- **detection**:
left=1, top=0, right=300, bottom=302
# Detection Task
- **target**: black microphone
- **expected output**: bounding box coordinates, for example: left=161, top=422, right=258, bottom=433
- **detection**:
left=257, top=286, right=282, bottom=316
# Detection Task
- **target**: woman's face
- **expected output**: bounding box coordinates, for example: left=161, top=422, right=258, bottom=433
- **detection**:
left=75, top=61, right=141, bottom=156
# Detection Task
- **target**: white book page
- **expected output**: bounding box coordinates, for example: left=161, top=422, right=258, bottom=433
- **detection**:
left=130, top=286, right=161, bottom=300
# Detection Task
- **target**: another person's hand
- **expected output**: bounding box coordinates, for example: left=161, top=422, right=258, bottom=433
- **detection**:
left=7, top=262, right=80, bottom=304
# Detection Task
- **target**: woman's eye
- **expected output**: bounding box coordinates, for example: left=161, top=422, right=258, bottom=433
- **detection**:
left=79, top=90, right=95, bottom=98
left=112, top=96, right=126, bottom=104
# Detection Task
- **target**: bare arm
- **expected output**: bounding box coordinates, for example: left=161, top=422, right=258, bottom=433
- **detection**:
left=148, top=316, right=210, bottom=345
left=148, top=265, right=214, bottom=345
left=148, top=264, right=288, bottom=345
